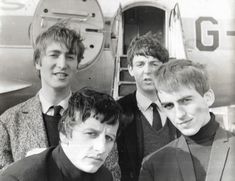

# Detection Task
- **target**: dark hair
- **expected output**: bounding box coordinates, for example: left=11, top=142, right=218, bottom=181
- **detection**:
left=59, top=88, right=122, bottom=138
left=127, top=32, right=169, bottom=66
left=33, top=21, right=85, bottom=67
left=154, top=59, right=210, bottom=96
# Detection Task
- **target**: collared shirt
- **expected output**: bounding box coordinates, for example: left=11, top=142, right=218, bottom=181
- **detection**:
left=136, top=91, right=167, bottom=126
left=38, top=90, right=71, bottom=116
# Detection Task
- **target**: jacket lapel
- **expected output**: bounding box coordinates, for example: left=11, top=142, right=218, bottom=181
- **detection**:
left=21, top=95, right=48, bottom=147
left=176, top=136, right=197, bottom=181
left=205, top=127, right=229, bottom=181
left=125, top=92, right=144, bottom=171
left=135, top=109, right=144, bottom=164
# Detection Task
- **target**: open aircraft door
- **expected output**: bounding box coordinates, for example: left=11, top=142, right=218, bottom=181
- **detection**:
left=30, top=0, right=106, bottom=70
left=168, top=3, right=187, bottom=59
left=112, top=1, right=187, bottom=99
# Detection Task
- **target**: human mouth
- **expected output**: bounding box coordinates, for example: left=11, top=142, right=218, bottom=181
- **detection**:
left=87, top=156, right=103, bottom=163
left=178, top=119, right=193, bottom=126
left=54, top=72, right=68, bottom=79
left=143, top=78, right=153, bottom=84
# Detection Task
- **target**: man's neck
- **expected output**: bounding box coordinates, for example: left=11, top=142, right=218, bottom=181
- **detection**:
left=40, top=86, right=71, bottom=105
left=137, top=89, right=157, bottom=101
left=185, top=113, right=218, bottom=142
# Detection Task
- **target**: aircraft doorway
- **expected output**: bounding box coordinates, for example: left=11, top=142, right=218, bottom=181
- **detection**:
left=123, top=6, right=165, bottom=54
left=112, top=5, right=167, bottom=98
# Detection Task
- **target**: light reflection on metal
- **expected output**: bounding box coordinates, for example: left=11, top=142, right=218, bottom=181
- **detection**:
left=0, top=79, right=32, bottom=94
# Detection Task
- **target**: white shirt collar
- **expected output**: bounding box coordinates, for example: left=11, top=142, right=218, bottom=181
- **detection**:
left=136, top=91, right=153, bottom=111
left=136, top=90, right=162, bottom=111
left=38, top=90, right=71, bottom=114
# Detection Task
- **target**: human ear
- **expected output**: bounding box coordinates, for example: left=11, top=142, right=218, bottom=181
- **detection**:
left=59, top=133, right=69, bottom=145
left=203, top=89, right=215, bottom=107
left=128, top=65, right=134, bottom=76
left=35, top=60, right=42, bottom=70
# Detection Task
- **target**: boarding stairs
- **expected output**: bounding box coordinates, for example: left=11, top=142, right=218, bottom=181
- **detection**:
left=112, top=54, right=136, bottom=100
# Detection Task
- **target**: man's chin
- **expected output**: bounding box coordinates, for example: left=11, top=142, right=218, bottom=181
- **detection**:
left=52, top=82, right=71, bottom=89
left=143, top=86, right=156, bottom=92
left=181, top=129, right=198, bottom=137
left=79, top=165, right=100, bottom=173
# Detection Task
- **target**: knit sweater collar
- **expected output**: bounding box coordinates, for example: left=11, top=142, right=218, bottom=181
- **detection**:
left=53, top=145, right=93, bottom=181
left=185, top=113, right=219, bottom=144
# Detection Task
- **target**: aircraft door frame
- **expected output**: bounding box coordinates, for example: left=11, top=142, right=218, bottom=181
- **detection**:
left=168, top=3, right=187, bottom=59
left=112, top=2, right=170, bottom=99
left=121, top=3, right=168, bottom=55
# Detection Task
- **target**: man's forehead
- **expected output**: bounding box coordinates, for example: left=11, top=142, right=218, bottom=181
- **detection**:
left=133, top=55, right=160, bottom=62
left=74, top=111, right=105, bottom=125
left=77, top=116, right=118, bottom=133
left=45, top=42, right=67, bottom=51
left=158, top=88, right=197, bottom=101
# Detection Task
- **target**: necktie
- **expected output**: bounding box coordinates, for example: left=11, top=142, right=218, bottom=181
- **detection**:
left=150, top=103, right=162, bottom=131
left=53, top=105, right=62, bottom=116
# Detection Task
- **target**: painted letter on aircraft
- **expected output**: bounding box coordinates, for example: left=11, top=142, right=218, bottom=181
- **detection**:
left=196, top=17, right=219, bottom=51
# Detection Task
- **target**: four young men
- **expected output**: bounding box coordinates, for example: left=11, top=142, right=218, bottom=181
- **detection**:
left=0, top=20, right=234, bottom=181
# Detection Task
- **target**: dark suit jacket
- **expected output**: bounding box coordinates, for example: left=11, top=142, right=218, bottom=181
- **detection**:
left=117, top=92, right=179, bottom=181
left=0, top=146, right=113, bottom=181
left=139, top=126, right=235, bottom=181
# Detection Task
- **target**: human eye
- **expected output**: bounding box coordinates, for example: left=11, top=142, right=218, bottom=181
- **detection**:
left=152, top=61, right=162, bottom=67
left=48, top=53, right=59, bottom=58
left=134, top=62, right=144, bottom=67
left=162, top=103, right=174, bottom=110
left=105, top=135, right=115, bottom=143
left=66, top=54, right=76, bottom=61
left=181, top=98, right=192, bottom=105
left=85, top=131, right=98, bottom=138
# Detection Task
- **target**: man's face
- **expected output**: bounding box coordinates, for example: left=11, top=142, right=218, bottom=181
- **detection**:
left=35, top=42, right=78, bottom=91
left=62, top=113, right=119, bottom=173
left=128, top=55, right=162, bottom=94
left=158, top=87, right=214, bottom=136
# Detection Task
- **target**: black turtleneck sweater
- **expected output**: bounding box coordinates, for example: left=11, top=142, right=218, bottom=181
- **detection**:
left=0, top=145, right=113, bottom=181
left=184, top=113, right=219, bottom=181
left=51, top=146, right=113, bottom=181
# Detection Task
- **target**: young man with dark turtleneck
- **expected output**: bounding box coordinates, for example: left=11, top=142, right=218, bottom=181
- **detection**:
left=0, top=88, right=122, bottom=181
left=139, top=59, right=235, bottom=181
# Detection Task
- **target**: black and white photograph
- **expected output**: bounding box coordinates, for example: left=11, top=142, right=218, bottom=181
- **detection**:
left=0, top=0, right=234, bottom=180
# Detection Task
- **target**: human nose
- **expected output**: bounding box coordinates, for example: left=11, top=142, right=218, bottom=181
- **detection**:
left=57, top=55, right=67, bottom=68
left=93, top=135, right=106, bottom=154
left=143, top=63, right=151, bottom=73
left=175, top=105, right=187, bottom=120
